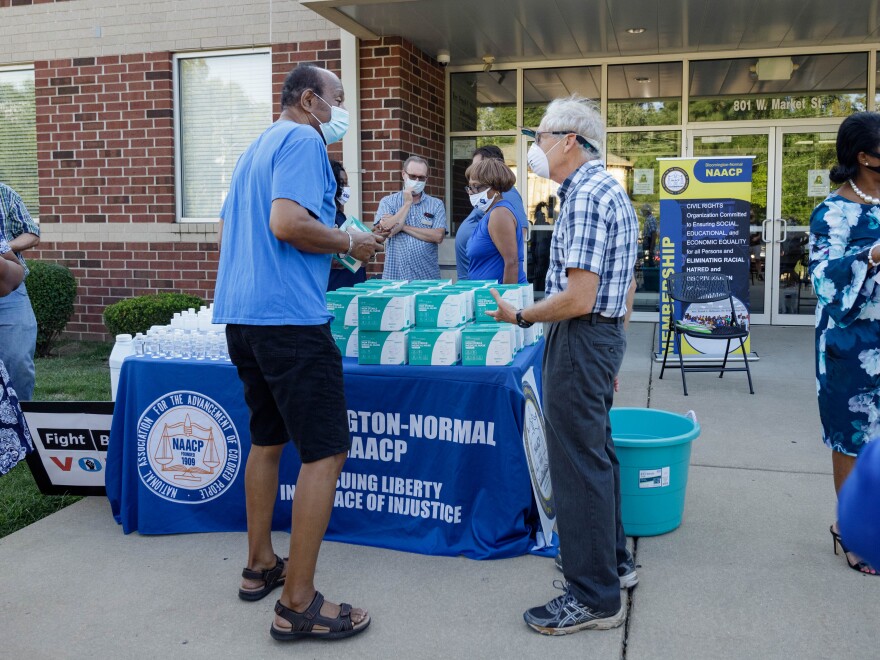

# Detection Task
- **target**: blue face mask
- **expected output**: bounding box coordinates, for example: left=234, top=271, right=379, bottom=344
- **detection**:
left=311, top=93, right=349, bottom=145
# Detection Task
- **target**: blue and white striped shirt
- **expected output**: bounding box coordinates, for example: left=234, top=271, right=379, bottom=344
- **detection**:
left=0, top=183, right=40, bottom=277
left=545, top=160, right=638, bottom=317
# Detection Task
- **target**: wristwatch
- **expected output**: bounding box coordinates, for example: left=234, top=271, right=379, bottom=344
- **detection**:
left=515, top=309, right=533, bottom=329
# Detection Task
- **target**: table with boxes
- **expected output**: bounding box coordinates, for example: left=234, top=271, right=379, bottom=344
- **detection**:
left=106, top=280, right=547, bottom=559
left=327, top=279, right=544, bottom=365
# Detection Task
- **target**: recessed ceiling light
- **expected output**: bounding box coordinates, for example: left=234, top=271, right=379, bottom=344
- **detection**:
left=635, top=76, right=651, bottom=83
left=626, top=27, right=646, bottom=34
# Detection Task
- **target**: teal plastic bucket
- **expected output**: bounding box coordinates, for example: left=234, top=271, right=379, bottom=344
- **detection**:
left=610, top=408, right=700, bottom=537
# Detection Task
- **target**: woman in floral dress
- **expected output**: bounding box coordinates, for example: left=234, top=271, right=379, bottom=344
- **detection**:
left=810, top=112, right=880, bottom=576
left=0, top=233, right=32, bottom=477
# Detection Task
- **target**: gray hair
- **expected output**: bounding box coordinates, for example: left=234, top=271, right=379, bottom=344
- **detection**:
left=541, top=94, right=604, bottom=158
left=403, top=155, right=429, bottom=172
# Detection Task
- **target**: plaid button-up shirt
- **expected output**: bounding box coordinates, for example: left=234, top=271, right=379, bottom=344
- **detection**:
left=0, top=183, right=40, bottom=276
left=545, top=160, right=638, bottom=317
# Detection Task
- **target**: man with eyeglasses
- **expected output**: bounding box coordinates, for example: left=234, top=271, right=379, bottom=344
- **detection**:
left=454, top=145, right=528, bottom=281
left=488, top=95, right=639, bottom=635
left=374, top=156, right=447, bottom=280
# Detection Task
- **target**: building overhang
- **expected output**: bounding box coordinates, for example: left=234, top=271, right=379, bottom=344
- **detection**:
left=303, top=0, right=880, bottom=68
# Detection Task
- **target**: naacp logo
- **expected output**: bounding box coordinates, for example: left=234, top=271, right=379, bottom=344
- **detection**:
left=136, top=391, right=240, bottom=504
left=522, top=381, right=554, bottom=519
left=661, top=167, right=689, bottom=195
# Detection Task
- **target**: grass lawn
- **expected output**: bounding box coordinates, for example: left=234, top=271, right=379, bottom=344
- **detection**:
left=0, top=339, right=112, bottom=539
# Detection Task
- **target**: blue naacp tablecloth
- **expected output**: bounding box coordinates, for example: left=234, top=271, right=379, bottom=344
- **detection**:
left=106, top=340, right=544, bottom=559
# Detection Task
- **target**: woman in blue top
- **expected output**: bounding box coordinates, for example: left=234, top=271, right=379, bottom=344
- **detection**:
left=327, top=160, right=366, bottom=291
left=465, top=158, right=527, bottom=284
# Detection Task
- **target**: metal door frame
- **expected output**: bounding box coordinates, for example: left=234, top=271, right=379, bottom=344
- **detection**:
left=686, top=126, right=777, bottom=325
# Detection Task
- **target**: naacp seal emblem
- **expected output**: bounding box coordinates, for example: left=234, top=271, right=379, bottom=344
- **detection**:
left=136, top=391, right=240, bottom=503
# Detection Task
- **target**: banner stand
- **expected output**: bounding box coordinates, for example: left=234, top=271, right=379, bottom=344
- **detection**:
left=655, top=156, right=760, bottom=364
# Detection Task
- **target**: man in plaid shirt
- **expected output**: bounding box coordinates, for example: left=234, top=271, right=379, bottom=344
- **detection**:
left=0, top=183, right=40, bottom=401
left=489, top=95, right=638, bottom=635
left=374, top=156, right=447, bottom=280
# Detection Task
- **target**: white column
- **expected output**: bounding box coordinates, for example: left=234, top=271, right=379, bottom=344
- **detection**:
left=340, top=30, right=363, bottom=222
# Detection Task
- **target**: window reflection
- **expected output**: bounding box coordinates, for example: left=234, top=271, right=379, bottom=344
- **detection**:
left=450, top=71, right=517, bottom=131
left=605, top=131, right=682, bottom=311
left=607, top=62, right=682, bottom=127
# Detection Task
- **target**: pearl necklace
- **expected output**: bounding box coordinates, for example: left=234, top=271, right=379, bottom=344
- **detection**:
left=849, top=179, right=880, bottom=206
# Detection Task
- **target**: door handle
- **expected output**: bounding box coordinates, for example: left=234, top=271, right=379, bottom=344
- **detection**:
left=761, top=218, right=771, bottom=243
left=778, top=218, right=788, bottom=243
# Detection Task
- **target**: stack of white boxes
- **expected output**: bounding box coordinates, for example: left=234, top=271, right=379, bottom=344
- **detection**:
left=327, top=279, right=542, bottom=366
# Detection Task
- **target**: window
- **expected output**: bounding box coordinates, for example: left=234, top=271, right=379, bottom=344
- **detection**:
left=0, top=67, right=37, bottom=218
left=689, top=53, right=867, bottom=122
left=449, top=136, right=516, bottom=234
left=450, top=70, right=517, bottom=132
left=523, top=66, right=601, bottom=127
left=605, top=131, right=681, bottom=312
left=607, top=62, right=682, bottom=127
left=175, top=50, right=272, bottom=221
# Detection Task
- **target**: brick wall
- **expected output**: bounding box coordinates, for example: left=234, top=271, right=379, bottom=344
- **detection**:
left=29, top=40, right=346, bottom=340
left=35, top=52, right=176, bottom=225
left=30, top=241, right=220, bottom=338
left=358, top=36, right=446, bottom=276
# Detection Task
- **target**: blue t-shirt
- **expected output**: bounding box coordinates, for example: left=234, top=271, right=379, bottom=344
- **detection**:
left=455, top=187, right=527, bottom=280
left=839, top=439, right=880, bottom=567
left=213, top=121, right=336, bottom=325
left=466, top=199, right=527, bottom=284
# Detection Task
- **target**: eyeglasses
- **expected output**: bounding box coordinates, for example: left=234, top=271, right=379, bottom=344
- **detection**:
left=520, top=128, right=597, bottom=152
left=405, top=172, right=428, bottom=181
left=464, top=184, right=490, bottom=195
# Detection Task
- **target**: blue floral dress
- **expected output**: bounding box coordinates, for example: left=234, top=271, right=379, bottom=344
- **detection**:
left=810, top=195, right=880, bottom=456
left=0, top=359, right=32, bottom=475
left=0, top=235, right=33, bottom=476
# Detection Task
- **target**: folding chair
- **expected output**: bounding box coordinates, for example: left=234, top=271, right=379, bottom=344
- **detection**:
left=659, top=272, right=754, bottom=395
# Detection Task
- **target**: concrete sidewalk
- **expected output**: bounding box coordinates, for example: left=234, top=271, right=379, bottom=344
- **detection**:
left=1, top=323, right=876, bottom=659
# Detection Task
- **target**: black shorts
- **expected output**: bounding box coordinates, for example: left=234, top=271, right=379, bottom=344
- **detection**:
left=226, top=323, right=351, bottom=463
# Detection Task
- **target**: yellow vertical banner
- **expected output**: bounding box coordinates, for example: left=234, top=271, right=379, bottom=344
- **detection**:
left=658, top=157, right=754, bottom=357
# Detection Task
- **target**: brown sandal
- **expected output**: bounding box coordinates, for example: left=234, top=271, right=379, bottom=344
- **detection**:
left=238, top=554, right=286, bottom=601
left=270, top=591, right=370, bottom=641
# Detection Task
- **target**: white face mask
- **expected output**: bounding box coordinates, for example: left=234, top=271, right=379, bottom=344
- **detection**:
left=337, top=186, right=351, bottom=205
left=404, top=176, right=426, bottom=195
left=469, top=189, right=497, bottom=213
left=527, top=138, right=564, bottom=179
left=310, top=94, right=349, bottom=145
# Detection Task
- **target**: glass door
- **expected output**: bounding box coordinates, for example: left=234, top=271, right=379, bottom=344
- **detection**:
left=771, top=127, right=838, bottom=325
left=688, top=128, right=775, bottom=325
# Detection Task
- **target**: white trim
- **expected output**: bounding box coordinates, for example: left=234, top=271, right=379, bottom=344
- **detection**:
left=0, top=63, right=34, bottom=73
left=340, top=31, right=362, bottom=222
left=173, top=47, right=272, bottom=224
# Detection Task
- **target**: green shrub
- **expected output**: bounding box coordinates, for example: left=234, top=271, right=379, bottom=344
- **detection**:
left=103, top=292, right=204, bottom=337
left=27, top=261, right=78, bottom=357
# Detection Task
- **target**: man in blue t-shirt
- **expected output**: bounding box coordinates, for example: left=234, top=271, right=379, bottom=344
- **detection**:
left=454, top=145, right=527, bottom=280
left=213, top=63, right=381, bottom=642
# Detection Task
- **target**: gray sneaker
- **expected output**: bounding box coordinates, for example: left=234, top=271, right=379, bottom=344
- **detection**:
left=523, top=581, right=625, bottom=635
left=555, top=550, right=639, bottom=589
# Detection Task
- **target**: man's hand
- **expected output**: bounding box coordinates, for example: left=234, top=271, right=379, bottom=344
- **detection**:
left=485, top=288, right=518, bottom=324
left=349, top=230, right=384, bottom=263
left=374, top=214, right=404, bottom=236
